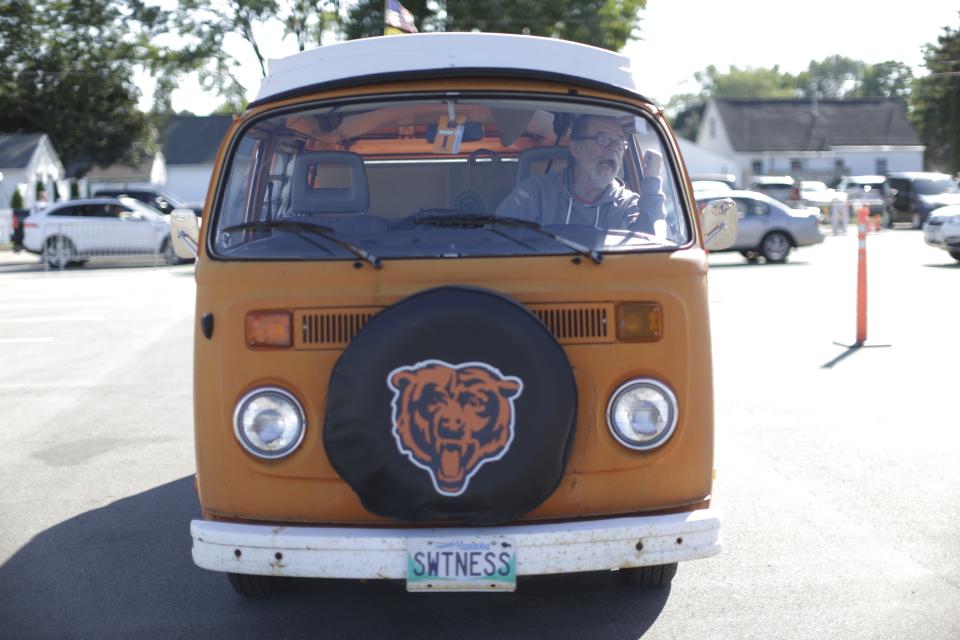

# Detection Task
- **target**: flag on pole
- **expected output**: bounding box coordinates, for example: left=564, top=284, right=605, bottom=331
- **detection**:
left=384, top=0, right=418, bottom=35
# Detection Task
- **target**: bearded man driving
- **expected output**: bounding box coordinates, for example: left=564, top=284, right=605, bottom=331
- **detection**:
left=495, top=114, right=665, bottom=234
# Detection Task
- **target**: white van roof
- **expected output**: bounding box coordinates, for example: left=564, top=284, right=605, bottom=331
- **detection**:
left=254, top=33, right=645, bottom=105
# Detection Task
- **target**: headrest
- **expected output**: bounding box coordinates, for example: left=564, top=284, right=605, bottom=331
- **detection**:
left=291, top=151, right=369, bottom=214
left=516, top=146, right=571, bottom=186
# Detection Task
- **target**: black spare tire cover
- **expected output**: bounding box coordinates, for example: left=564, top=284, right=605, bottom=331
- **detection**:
left=324, top=286, right=577, bottom=525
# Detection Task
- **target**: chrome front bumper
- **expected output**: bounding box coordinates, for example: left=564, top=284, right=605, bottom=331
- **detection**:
left=192, top=508, right=721, bottom=579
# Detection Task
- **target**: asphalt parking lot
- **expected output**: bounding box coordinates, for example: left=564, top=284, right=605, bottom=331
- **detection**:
left=0, top=229, right=957, bottom=639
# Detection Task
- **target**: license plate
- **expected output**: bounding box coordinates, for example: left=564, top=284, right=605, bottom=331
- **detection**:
left=406, top=536, right=517, bottom=592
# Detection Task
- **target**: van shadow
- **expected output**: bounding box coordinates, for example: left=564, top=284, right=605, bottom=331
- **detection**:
left=0, top=477, right=671, bottom=640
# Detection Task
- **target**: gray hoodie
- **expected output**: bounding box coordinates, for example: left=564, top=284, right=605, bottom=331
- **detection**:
left=494, top=168, right=665, bottom=233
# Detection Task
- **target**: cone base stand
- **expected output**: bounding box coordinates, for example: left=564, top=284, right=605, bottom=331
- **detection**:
left=822, top=339, right=891, bottom=369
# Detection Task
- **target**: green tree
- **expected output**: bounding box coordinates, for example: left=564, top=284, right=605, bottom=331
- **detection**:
left=10, top=189, right=24, bottom=210
left=441, top=0, right=646, bottom=51
left=697, top=64, right=798, bottom=99
left=795, top=55, right=864, bottom=98
left=855, top=61, right=914, bottom=102
left=342, top=0, right=433, bottom=40
left=0, top=0, right=170, bottom=177
left=911, top=16, right=960, bottom=173
left=667, top=65, right=798, bottom=139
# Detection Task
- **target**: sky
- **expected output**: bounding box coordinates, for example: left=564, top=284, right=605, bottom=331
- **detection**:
left=156, top=0, right=959, bottom=114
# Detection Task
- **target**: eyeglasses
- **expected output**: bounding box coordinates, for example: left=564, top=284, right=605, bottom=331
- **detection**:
left=576, top=134, right=629, bottom=150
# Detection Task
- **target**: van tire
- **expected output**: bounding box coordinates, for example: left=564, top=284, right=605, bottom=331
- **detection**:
left=227, top=573, right=279, bottom=598
left=618, top=563, right=678, bottom=588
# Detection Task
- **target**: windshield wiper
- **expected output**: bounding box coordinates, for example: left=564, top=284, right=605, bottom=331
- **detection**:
left=412, top=212, right=603, bottom=264
left=222, top=220, right=381, bottom=268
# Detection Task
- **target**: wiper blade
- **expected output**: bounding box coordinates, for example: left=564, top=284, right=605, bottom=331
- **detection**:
left=412, top=213, right=603, bottom=264
left=223, top=220, right=381, bottom=268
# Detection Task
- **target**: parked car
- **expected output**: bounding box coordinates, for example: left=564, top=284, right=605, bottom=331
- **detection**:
left=21, top=197, right=180, bottom=267
left=748, top=175, right=796, bottom=204
left=923, top=204, right=960, bottom=262
left=697, top=189, right=823, bottom=263
left=835, top=175, right=885, bottom=214
left=692, top=180, right=732, bottom=193
left=882, top=172, right=960, bottom=229
left=690, top=173, right=737, bottom=189
left=93, top=187, right=202, bottom=216
left=796, top=180, right=835, bottom=221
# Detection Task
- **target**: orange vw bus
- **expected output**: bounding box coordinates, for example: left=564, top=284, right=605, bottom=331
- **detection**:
left=171, top=33, right=736, bottom=597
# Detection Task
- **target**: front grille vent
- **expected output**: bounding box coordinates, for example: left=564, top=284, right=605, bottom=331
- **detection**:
left=295, top=303, right=616, bottom=349
left=297, top=309, right=379, bottom=349
left=528, top=303, right=613, bottom=344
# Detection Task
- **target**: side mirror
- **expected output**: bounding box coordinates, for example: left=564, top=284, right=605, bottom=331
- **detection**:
left=701, top=198, right=738, bottom=251
left=170, top=208, right=200, bottom=258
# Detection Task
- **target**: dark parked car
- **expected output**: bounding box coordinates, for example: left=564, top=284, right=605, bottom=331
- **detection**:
left=93, top=187, right=201, bottom=216
left=882, top=172, right=960, bottom=228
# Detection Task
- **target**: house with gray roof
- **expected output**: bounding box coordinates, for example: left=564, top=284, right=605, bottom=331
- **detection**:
left=161, top=114, right=234, bottom=203
left=0, top=133, right=65, bottom=209
left=696, top=98, right=923, bottom=185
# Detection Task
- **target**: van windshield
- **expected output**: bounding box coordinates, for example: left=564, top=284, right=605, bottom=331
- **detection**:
left=210, top=96, right=692, bottom=261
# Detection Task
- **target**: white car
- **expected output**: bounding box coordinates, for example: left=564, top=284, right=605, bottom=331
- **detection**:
left=692, top=180, right=733, bottom=193
left=836, top=175, right=885, bottom=215
left=923, top=204, right=960, bottom=262
left=22, top=197, right=178, bottom=267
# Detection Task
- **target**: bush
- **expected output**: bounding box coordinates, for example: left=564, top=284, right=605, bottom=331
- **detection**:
left=10, top=189, right=24, bottom=210
left=70, top=181, right=80, bottom=199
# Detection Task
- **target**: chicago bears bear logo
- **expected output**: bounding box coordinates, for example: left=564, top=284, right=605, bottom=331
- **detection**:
left=388, top=360, right=523, bottom=497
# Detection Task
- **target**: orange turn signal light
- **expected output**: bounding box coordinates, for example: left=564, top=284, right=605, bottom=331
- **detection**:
left=616, top=303, right=662, bottom=342
left=245, top=310, right=292, bottom=348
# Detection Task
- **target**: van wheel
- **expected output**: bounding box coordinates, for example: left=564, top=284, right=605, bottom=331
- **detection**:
left=760, top=232, right=791, bottom=263
left=949, top=250, right=960, bottom=262
left=618, top=563, right=678, bottom=588
left=227, top=573, right=280, bottom=598
left=44, top=236, right=77, bottom=268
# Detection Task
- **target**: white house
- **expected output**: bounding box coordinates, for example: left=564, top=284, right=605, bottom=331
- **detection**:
left=676, top=137, right=742, bottom=185
left=696, top=98, right=924, bottom=185
left=161, top=115, right=234, bottom=203
left=83, top=152, right=167, bottom=195
left=0, top=133, right=65, bottom=209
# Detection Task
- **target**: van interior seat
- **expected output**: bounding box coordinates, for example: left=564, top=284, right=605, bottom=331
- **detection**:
left=515, top=146, right=571, bottom=187
left=289, top=151, right=387, bottom=231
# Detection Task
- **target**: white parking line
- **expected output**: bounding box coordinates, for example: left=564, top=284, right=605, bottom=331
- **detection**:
left=0, top=337, right=54, bottom=343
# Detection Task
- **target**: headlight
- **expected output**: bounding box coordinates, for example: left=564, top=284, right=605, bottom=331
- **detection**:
left=606, top=379, right=678, bottom=451
left=233, top=387, right=306, bottom=459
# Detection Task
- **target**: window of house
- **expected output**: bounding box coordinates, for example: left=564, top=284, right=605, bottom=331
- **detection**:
left=790, top=159, right=802, bottom=174
left=875, top=158, right=888, bottom=175
left=752, top=160, right=763, bottom=175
